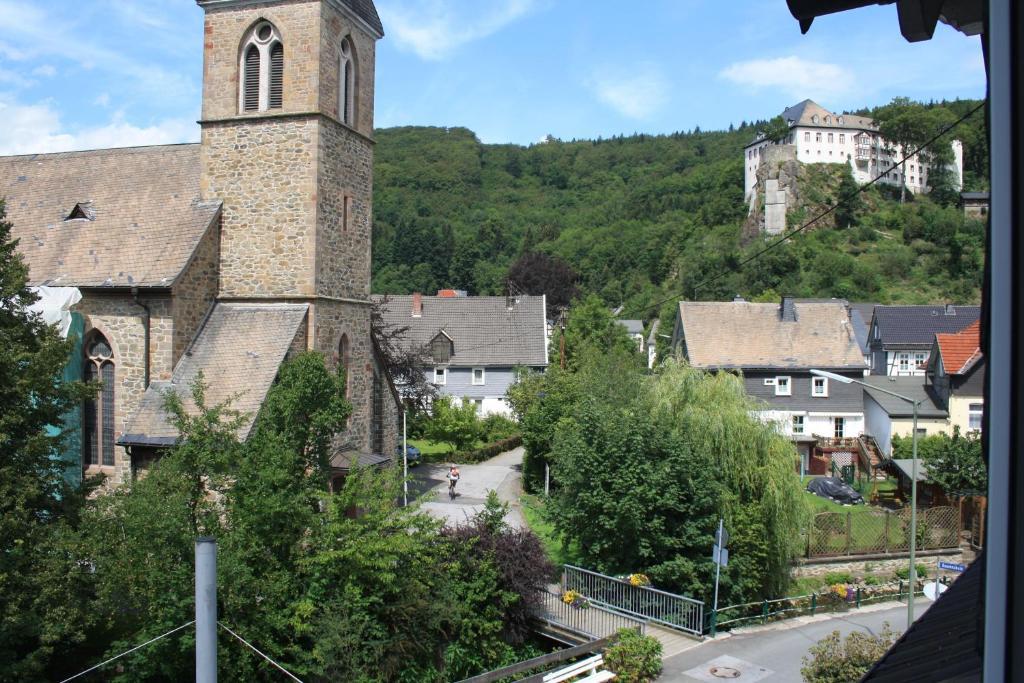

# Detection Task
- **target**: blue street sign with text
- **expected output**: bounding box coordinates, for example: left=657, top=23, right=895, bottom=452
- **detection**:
left=938, top=561, right=966, bottom=572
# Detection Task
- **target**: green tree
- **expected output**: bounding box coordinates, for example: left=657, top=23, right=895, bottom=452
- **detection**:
left=761, top=116, right=791, bottom=144
left=555, top=293, right=639, bottom=369
left=424, top=395, right=482, bottom=452
left=893, top=428, right=986, bottom=496
left=833, top=167, right=864, bottom=229
left=0, top=199, right=95, bottom=680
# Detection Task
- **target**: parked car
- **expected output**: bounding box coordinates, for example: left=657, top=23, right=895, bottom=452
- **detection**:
left=397, top=444, right=421, bottom=466
left=806, top=477, right=865, bottom=505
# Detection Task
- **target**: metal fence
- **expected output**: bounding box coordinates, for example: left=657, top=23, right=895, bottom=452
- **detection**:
left=807, top=505, right=960, bottom=558
left=536, top=588, right=646, bottom=641
left=561, top=565, right=704, bottom=636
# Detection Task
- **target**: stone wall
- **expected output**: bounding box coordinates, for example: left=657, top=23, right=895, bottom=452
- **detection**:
left=172, top=220, right=220, bottom=366
left=319, top=1, right=377, bottom=138
left=75, top=292, right=174, bottom=485
left=313, top=298, right=374, bottom=452
left=201, top=118, right=319, bottom=297
left=316, top=118, right=373, bottom=300
left=793, top=550, right=970, bottom=579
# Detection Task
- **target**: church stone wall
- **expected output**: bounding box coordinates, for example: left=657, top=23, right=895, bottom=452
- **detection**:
left=201, top=118, right=318, bottom=298
left=319, top=2, right=377, bottom=138
left=200, top=2, right=321, bottom=121
left=75, top=293, right=174, bottom=485
left=172, top=221, right=220, bottom=366
left=316, top=118, right=373, bottom=300
left=313, top=299, right=373, bottom=452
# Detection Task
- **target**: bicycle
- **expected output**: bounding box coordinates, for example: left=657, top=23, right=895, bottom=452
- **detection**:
left=447, top=477, right=458, bottom=500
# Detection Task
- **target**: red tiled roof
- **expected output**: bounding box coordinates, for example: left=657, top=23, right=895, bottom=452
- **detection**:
left=936, top=320, right=982, bottom=375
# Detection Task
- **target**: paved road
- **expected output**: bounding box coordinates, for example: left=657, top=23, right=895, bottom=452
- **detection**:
left=660, top=599, right=932, bottom=682
left=413, top=446, right=527, bottom=528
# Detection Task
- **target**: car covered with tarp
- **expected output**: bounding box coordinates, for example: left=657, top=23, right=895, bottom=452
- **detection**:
left=806, top=476, right=865, bottom=505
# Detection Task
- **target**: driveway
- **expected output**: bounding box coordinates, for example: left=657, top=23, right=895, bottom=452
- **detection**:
left=659, top=599, right=932, bottom=681
left=413, top=446, right=527, bottom=529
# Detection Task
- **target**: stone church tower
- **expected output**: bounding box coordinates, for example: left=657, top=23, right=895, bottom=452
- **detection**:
left=196, top=0, right=386, bottom=453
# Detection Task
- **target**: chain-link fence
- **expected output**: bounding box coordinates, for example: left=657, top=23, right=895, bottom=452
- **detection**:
left=807, top=505, right=960, bottom=558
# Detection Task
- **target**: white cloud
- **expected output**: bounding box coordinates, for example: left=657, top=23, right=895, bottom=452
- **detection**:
left=379, top=0, right=538, bottom=60
left=0, top=96, right=197, bottom=155
left=587, top=64, right=668, bottom=120
left=719, top=56, right=853, bottom=100
left=31, top=64, right=56, bottom=78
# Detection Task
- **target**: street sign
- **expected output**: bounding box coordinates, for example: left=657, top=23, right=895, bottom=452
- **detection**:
left=938, top=561, right=966, bottom=572
left=712, top=544, right=729, bottom=567
left=715, top=527, right=730, bottom=548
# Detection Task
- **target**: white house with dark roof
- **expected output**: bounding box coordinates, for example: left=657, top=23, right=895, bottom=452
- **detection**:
left=372, top=293, right=549, bottom=416
left=869, top=304, right=980, bottom=376
left=672, top=297, right=869, bottom=473
left=744, top=99, right=964, bottom=199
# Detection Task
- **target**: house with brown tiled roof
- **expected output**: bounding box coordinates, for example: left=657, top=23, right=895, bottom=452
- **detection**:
left=671, top=296, right=870, bottom=475
left=0, top=0, right=401, bottom=486
left=927, top=320, right=985, bottom=434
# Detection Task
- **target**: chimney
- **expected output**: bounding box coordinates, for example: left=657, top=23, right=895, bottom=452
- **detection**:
left=780, top=296, right=797, bottom=322
left=945, top=303, right=956, bottom=316
left=733, top=295, right=746, bottom=303
left=412, top=292, right=422, bottom=318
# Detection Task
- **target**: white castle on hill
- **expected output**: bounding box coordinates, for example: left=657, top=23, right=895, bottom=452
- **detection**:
left=743, top=99, right=963, bottom=201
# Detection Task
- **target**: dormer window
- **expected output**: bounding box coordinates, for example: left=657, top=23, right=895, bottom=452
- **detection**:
left=239, top=21, right=283, bottom=113
left=66, top=202, right=94, bottom=221
left=339, top=37, right=356, bottom=126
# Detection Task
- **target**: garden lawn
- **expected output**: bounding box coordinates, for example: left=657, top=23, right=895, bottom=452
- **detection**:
left=804, top=490, right=909, bottom=556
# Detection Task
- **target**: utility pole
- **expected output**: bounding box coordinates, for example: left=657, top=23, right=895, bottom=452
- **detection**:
left=558, top=309, right=567, bottom=370
left=196, top=537, right=217, bottom=683
left=403, top=410, right=408, bottom=507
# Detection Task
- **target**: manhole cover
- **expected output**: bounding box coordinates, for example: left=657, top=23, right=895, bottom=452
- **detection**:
left=710, top=666, right=742, bottom=678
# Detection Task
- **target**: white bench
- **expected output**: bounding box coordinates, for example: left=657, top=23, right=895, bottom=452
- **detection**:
left=543, top=654, right=616, bottom=683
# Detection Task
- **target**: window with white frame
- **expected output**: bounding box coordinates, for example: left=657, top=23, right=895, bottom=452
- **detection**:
left=433, top=367, right=447, bottom=385
left=239, top=21, right=284, bottom=113
left=897, top=353, right=911, bottom=373
left=828, top=133, right=834, bottom=143
left=792, top=415, right=804, bottom=434
left=472, top=367, right=485, bottom=385
left=816, top=132, right=822, bottom=142
left=473, top=399, right=483, bottom=414
left=812, top=377, right=828, bottom=397
left=839, top=134, right=845, bottom=144
left=914, top=352, right=928, bottom=369
left=775, top=376, right=791, bottom=396
left=804, top=131, right=810, bottom=142
left=969, top=403, right=983, bottom=431
left=833, top=417, right=845, bottom=438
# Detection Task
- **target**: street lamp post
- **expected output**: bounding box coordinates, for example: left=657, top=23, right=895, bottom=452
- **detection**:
left=810, top=369, right=922, bottom=629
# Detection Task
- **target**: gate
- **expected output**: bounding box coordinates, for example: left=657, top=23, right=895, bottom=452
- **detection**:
left=561, top=564, right=704, bottom=636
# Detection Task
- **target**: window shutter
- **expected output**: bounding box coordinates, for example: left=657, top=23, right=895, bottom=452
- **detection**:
left=243, top=45, right=260, bottom=111
left=269, top=42, right=284, bottom=109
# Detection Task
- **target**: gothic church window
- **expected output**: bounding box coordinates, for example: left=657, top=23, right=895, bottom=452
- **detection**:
left=240, top=21, right=283, bottom=113
left=83, top=331, right=115, bottom=468
left=339, top=37, right=356, bottom=125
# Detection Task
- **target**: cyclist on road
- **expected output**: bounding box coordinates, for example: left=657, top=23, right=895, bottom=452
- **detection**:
left=446, top=465, right=461, bottom=499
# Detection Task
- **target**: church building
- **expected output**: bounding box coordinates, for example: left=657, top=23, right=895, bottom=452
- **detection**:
left=0, top=0, right=401, bottom=486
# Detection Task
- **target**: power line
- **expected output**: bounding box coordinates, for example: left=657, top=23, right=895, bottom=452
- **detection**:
left=643, top=100, right=985, bottom=316
left=219, top=621, right=305, bottom=682
left=59, top=620, right=196, bottom=683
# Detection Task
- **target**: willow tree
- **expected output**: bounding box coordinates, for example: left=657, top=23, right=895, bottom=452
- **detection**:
left=544, top=356, right=806, bottom=604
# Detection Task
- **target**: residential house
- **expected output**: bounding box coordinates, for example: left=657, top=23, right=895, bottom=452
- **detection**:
left=869, top=305, right=980, bottom=376
left=863, top=376, right=950, bottom=457
left=926, top=320, right=985, bottom=434
left=960, top=191, right=990, bottom=219
left=646, top=319, right=660, bottom=369
left=672, top=297, right=868, bottom=473
left=373, top=293, right=548, bottom=416
left=744, top=99, right=964, bottom=200
left=616, top=319, right=646, bottom=353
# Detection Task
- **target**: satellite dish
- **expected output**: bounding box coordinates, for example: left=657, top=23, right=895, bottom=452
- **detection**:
left=924, top=581, right=948, bottom=601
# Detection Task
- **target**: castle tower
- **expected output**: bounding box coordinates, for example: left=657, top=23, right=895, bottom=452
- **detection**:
left=196, top=0, right=385, bottom=452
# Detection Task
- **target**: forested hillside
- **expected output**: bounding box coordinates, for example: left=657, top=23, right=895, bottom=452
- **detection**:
left=371, top=98, right=987, bottom=317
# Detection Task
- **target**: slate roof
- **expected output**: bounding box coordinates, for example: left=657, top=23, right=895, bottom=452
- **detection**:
left=780, top=99, right=875, bottom=130
left=120, top=303, right=308, bottom=446
left=862, top=554, right=983, bottom=682
left=863, top=376, right=948, bottom=418
left=0, top=144, right=220, bottom=288
left=372, top=295, right=548, bottom=367
left=617, top=319, right=644, bottom=335
left=936, top=320, right=982, bottom=375
left=343, top=0, right=384, bottom=36
left=873, top=305, right=981, bottom=348
left=676, top=300, right=865, bottom=370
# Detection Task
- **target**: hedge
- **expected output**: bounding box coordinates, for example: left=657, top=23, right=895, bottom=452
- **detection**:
left=454, top=435, right=523, bottom=464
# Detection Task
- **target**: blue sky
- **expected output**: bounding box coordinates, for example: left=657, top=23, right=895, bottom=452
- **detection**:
left=0, top=0, right=986, bottom=154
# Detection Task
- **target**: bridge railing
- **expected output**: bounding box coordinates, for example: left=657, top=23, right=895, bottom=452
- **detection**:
left=536, top=588, right=646, bottom=641
left=562, top=564, right=704, bottom=637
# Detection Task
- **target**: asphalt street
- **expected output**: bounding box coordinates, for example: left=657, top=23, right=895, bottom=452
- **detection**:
left=411, top=446, right=527, bottom=528
left=660, top=599, right=932, bottom=682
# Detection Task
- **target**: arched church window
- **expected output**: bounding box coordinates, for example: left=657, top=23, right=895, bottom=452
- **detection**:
left=339, top=37, right=355, bottom=125
left=83, top=331, right=115, bottom=468
left=239, top=21, right=283, bottom=113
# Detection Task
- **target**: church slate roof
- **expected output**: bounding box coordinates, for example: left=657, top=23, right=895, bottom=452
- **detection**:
left=676, top=300, right=866, bottom=370
left=371, top=294, right=548, bottom=367
left=120, top=303, right=309, bottom=446
left=0, top=144, right=220, bottom=288
left=343, top=0, right=384, bottom=36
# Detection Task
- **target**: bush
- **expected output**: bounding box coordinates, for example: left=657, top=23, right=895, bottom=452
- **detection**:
left=481, top=413, right=520, bottom=442
left=862, top=575, right=882, bottom=586
left=894, top=563, right=930, bottom=581
left=455, top=435, right=523, bottom=464
left=823, top=571, right=853, bottom=585
left=603, top=628, right=662, bottom=683
left=801, top=623, right=898, bottom=682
